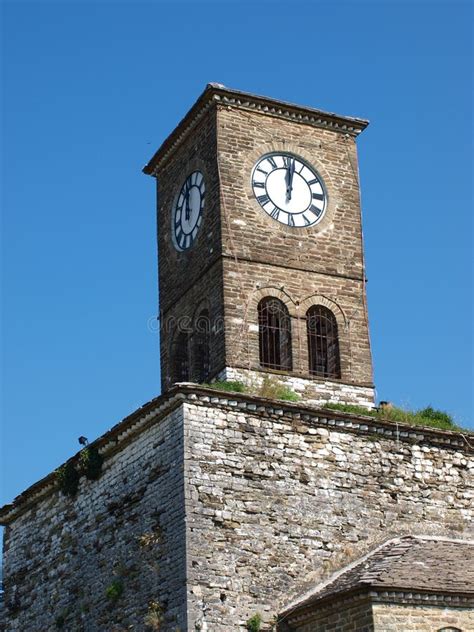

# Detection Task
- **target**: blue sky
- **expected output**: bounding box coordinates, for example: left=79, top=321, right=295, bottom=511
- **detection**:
left=1, top=1, right=472, bottom=504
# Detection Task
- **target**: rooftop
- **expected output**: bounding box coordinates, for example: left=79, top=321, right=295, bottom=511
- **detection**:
left=280, top=535, right=474, bottom=625
left=143, top=83, right=370, bottom=175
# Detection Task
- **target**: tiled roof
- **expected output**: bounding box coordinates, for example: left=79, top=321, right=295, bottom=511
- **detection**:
left=282, top=535, right=474, bottom=616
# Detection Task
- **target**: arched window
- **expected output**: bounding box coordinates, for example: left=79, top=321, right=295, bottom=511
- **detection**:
left=172, top=331, right=190, bottom=383
left=194, top=309, right=210, bottom=382
left=258, top=297, right=292, bottom=371
left=307, top=305, right=341, bottom=378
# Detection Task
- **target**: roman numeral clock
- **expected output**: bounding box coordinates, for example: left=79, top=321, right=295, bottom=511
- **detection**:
left=144, top=84, right=375, bottom=408
left=252, top=153, right=326, bottom=227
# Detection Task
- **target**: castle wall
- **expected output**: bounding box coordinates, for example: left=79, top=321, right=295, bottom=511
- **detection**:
left=1, top=405, right=188, bottom=632
left=2, top=389, right=472, bottom=631
left=182, top=395, right=473, bottom=631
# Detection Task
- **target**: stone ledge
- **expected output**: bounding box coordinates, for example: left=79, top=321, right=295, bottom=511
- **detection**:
left=143, top=83, right=369, bottom=175
left=1, top=383, right=472, bottom=525
left=282, top=586, right=474, bottom=629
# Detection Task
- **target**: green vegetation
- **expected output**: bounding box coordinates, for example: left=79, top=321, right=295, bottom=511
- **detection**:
left=322, top=402, right=466, bottom=432
left=203, top=380, right=247, bottom=393
left=259, top=376, right=300, bottom=402
left=246, top=613, right=263, bottom=632
left=203, top=376, right=300, bottom=402
left=79, top=446, right=104, bottom=480
left=56, top=462, right=80, bottom=497
left=105, top=580, right=124, bottom=602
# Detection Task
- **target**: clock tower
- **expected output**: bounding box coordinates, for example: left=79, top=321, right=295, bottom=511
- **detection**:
left=144, top=84, right=375, bottom=407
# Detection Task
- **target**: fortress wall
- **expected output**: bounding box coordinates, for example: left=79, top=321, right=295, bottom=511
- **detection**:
left=182, top=397, right=473, bottom=631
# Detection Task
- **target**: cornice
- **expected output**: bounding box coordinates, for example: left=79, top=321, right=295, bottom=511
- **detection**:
left=283, top=586, right=474, bottom=628
left=143, top=83, right=370, bottom=176
left=1, top=385, right=471, bottom=525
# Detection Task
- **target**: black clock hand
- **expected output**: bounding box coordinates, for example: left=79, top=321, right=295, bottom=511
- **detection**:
left=286, top=159, right=295, bottom=201
left=185, top=183, right=191, bottom=221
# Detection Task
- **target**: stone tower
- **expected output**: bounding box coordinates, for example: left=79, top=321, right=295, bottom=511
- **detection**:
left=1, top=86, right=472, bottom=632
left=144, top=84, right=374, bottom=407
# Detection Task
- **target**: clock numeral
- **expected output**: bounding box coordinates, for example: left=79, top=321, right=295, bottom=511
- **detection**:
left=312, top=192, right=324, bottom=201
left=308, top=178, right=320, bottom=186
left=303, top=214, right=311, bottom=226
left=282, top=156, right=291, bottom=167
left=253, top=181, right=265, bottom=189
left=309, top=204, right=323, bottom=216
left=256, top=167, right=269, bottom=175
left=287, top=214, right=295, bottom=227
left=270, top=207, right=280, bottom=220
left=267, top=156, right=278, bottom=169
left=257, top=194, right=270, bottom=205
left=298, top=163, right=305, bottom=174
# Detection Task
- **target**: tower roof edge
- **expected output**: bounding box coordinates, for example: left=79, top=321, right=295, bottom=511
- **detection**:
left=143, top=83, right=370, bottom=176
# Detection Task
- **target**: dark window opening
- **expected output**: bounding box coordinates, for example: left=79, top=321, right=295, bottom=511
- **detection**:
left=307, top=305, right=341, bottom=378
left=258, top=297, right=292, bottom=371
left=194, top=309, right=211, bottom=382
left=172, top=331, right=189, bottom=382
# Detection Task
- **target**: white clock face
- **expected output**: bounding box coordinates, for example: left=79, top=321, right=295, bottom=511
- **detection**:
left=172, top=171, right=205, bottom=251
left=252, top=153, right=327, bottom=228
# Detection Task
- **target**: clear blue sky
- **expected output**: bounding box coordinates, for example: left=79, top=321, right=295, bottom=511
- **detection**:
left=1, top=1, right=472, bottom=505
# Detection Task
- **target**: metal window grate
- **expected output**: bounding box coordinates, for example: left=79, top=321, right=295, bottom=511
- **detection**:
left=307, top=305, right=341, bottom=378
left=194, top=309, right=211, bottom=382
left=258, top=297, right=293, bottom=371
left=172, top=331, right=190, bottom=382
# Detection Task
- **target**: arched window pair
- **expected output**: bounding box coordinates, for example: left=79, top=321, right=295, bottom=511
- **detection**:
left=258, top=298, right=341, bottom=378
left=171, top=309, right=210, bottom=383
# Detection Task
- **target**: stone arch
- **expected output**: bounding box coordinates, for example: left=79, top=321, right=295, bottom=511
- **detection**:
left=257, top=296, right=293, bottom=371
left=249, top=285, right=299, bottom=319
left=298, top=293, right=347, bottom=328
left=298, top=293, right=349, bottom=380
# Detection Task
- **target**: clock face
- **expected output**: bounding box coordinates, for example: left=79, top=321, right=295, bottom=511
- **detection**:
left=251, top=153, right=327, bottom=228
left=172, top=170, right=205, bottom=251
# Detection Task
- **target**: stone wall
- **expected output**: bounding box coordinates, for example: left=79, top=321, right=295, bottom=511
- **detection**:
left=153, top=89, right=374, bottom=399
left=1, top=388, right=472, bottom=631
left=1, top=404, right=188, bottom=632
left=372, top=603, right=474, bottom=631
left=284, top=596, right=374, bottom=632
left=182, top=394, right=473, bottom=630
left=216, top=105, right=374, bottom=388
left=219, top=366, right=375, bottom=408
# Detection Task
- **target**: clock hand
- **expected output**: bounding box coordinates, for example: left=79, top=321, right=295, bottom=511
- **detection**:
left=185, top=183, right=191, bottom=221
left=286, top=159, right=295, bottom=201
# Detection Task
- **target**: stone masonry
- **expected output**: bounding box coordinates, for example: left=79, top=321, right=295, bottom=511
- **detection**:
left=2, top=386, right=471, bottom=630
left=146, top=85, right=375, bottom=405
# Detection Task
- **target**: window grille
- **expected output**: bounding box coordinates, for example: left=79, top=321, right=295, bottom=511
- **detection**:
left=307, top=305, right=341, bottom=378
left=194, top=309, right=211, bottom=382
left=172, top=331, right=189, bottom=382
left=258, top=297, right=292, bottom=371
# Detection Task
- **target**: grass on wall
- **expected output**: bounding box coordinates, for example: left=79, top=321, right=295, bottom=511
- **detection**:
left=201, top=380, right=469, bottom=433
left=203, top=377, right=300, bottom=402
left=322, top=402, right=468, bottom=432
